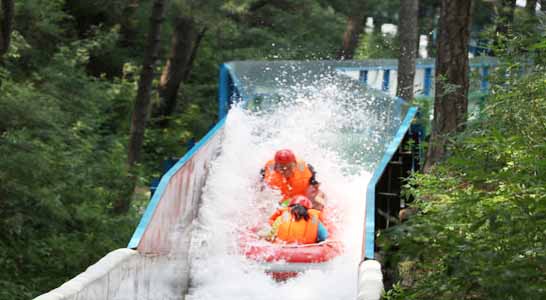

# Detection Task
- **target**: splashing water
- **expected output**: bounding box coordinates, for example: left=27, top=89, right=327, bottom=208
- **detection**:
left=186, top=76, right=389, bottom=300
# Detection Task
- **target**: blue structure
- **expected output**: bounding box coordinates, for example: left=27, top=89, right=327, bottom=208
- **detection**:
left=424, top=67, right=433, bottom=96
left=217, top=61, right=420, bottom=260
left=360, top=70, right=368, bottom=84
left=481, top=66, right=490, bottom=93
left=382, top=69, right=390, bottom=91
left=335, top=57, right=497, bottom=98
left=36, top=58, right=498, bottom=300
left=216, top=58, right=497, bottom=260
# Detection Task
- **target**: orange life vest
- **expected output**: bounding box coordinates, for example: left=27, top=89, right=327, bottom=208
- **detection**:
left=272, top=207, right=321, bottom=244
left=269, top=207, right=325, bottom=225
left=263, top=159, right=313, bottom=200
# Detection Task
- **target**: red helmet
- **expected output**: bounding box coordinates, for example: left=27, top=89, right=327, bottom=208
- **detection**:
left=274, top=149, right=296, bottom=164
left=289, top=195, right=312, bottom=209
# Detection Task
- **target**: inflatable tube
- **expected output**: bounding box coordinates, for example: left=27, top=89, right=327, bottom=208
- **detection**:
left=238, top=208, right=343, bottom=277
left=242, top=238, right=342, bottom=263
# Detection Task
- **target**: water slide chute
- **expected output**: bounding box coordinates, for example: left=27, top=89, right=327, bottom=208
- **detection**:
left=34, top=60, right=417, bottom=300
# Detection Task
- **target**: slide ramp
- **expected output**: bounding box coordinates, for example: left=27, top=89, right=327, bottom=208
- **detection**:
left=35, top=59, right=494, bottom=300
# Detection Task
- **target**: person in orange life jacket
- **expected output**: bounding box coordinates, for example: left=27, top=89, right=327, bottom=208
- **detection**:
left=266, top=195, right=328, bottom=244
left=260, top=149, right=326, bottom=210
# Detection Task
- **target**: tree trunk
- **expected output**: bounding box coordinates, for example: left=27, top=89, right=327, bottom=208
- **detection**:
left=491, top=0, right=515, bottom=55
left=119, top=0, right=140, bottom=48
left=118, top=0, right=167, bottom=214
left=155, top=16, right=206, bottom=127
left=424, top=0, right=473, bottom=172
left=526, top=0, right=537, bottom=15
left=336, top=1, right=367, bottom=60
left=373, top=17, right=382, bottom=34
left=426, top=30, right=434, bottom=58
left=396, top=0, right=419, bottom=102
left=337, top=14, right=366, bottom=60
left=0, top=0, right=15, bottom=58
left=419, top=1, right=440, bottom=58
left=183, top=27, right=206, bottom=80
left=495, top=0, right=516, bottom=35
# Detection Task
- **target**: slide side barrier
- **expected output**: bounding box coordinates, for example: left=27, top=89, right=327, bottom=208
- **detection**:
left=35, top=119, right=226, bottom=299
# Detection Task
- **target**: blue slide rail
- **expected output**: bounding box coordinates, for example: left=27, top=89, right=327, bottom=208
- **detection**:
left=138, top=58, right=497, bottom=259
left=127, top=118, right=226, bottom=249
left=364, top=105, right=418, bottom=259
left=337, top=57, right=497, bottom=97
left=215, top=58, right=496, bottom=260
left=35, top=58, right=497, bottom=300
left=217, top=61, right=420, bottom=261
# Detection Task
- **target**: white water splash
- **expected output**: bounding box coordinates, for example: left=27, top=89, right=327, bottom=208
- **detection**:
left=186, top=80, right=383, bottom=300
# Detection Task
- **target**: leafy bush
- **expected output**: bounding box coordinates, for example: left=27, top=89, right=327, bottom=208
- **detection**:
left=355, top=29, right=399, bottom=59
left=380, top=69, right=546, bottom=300
left=0, top=40, right=138, bottom=298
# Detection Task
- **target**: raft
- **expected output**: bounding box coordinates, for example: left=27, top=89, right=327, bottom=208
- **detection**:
left=239, top=209, right=343, bottom=280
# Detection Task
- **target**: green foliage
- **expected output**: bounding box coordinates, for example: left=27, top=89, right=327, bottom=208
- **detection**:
left=10, top=0, right=545, bottom=298
left=1, top=0, right=349, bottom=293
left=65, top=0, right=126, bottom=26
left=480, top=4, right=546, bottom=67
left=380, top=70, right=546, bottom=300
left=143, top=99, right=217, bottom=178
left=355, top=30, right=399, bottom=60
left=218, top=0, right=345, bottom=60
left=13, top=0, right=75, bottom=68
left=0, top=76, right=136, bottom=298
left=412, top=96, right=433, bottom=135
left=0, top=27, right=139, bottom=298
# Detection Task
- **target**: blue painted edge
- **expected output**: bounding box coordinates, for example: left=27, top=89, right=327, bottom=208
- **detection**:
left=481, top=66, right=490, bottom=93
left=359, top=70, right=368, bottom=84
left=363, top=106, right=419, bottom=259
left=223, top=64, right=242, bottom=90
left=224, top=63, right=248, bottom=106
left=127, top=117, right=227, bottom=249
left=219, top=63, right=248, bottom=111
left=424, top=67, right=432, bottom=96
left=218, top=64, right=229, bottom=119
left=382, top=69, right=390, bottom=91
left=337, top=62, right=497, bottom=72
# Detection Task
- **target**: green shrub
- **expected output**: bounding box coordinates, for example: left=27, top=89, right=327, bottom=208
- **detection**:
left=381, top=70, right=546, bottom=300
left=0, top=46, right=137, bottom=298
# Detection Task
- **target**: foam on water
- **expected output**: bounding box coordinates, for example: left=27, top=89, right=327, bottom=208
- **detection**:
left=186, top=79, right=384, bottom=300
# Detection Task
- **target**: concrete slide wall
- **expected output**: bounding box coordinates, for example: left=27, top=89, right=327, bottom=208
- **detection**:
left=35, top=123, right=225, bottom=300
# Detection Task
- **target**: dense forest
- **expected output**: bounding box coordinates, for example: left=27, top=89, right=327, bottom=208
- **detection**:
left=0, top=0, right=544, bottom=299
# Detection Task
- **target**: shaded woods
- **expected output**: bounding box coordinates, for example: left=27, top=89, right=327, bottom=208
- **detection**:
left=0, top=0, right=544, bottom=299
left=0, top=1, right=344, bottom=297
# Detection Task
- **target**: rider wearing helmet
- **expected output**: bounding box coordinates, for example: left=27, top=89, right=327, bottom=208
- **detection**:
left=261, top=149, right=325, bottom=209
left=266, top=195, right=328, bottom=244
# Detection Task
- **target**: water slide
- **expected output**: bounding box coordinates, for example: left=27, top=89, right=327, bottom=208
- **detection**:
left=35, top=58, right=495, bottom=300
